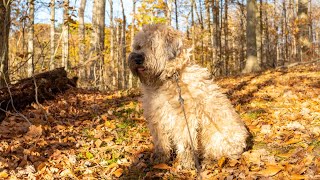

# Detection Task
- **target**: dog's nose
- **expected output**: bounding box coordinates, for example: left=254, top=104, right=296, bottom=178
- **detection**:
left=130, top=52, right=144, bottom=65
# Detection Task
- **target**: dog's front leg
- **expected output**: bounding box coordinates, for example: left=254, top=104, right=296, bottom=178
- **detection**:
left=148, top=122, right=172, bottom=164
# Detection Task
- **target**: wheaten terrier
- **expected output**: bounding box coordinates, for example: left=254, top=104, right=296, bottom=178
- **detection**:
left=128, top=24, right=249, bottom=169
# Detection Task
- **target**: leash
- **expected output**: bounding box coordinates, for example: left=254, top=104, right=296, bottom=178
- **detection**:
left=173, top=72, right=202, bottom=180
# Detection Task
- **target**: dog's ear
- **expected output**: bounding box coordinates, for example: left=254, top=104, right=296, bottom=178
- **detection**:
left=166, top=28, right=183, bottom=60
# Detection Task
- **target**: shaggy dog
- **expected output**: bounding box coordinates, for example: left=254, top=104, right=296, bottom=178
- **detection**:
left=128, top=24, right=249, bottom=169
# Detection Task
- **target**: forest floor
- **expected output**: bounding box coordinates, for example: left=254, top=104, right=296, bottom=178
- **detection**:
left=0, top=62, right=320, bottom=179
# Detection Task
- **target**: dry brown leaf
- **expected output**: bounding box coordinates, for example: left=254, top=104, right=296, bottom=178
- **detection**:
left=257, top=164, right=283, bottom=177
left=113, top=168, right=123, bottom=178
left=55, top=125, right=66, bottom=131
left=26, top=125, right=43, bottom=138
left=36, top=162, right=46, bottom=171
left=153, top=163, right=171, bottom=170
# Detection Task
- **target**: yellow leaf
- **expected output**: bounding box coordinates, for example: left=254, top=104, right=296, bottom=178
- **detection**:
left=218, top=157, right=226, bottom=167
left=285, top=138, right=301, bottom=145
left=85, top=151, right=94, bottom=159
left=113, top=168, right=123, bottom=177
left=95, top=139, right=103, bottom=148
left=291, top=174, right=306, bottom=180
left=277, top=151, right=294, bottom=158
left=101, top=114, right=108, bottom=121
left=153, top=163, right=171, bottom=170
left=105, top=121, right=116, bottom=129
left=108, top=163, right=118, bottom=169
left=0, top=171, right=8, bottom=178
left=306, top=145, right=314, bottom=152
left=257, top=164, right=283, bottom=177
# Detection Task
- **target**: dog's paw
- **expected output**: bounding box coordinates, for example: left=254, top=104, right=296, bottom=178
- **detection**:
left=177, top=160, right=195, bottom=170
left=175, top=156, right=195, bottom=170
left=151, top=152, right=170, bottom=164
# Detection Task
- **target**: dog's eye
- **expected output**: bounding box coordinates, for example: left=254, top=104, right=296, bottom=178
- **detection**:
left=135, top=45, right=141, bottom=50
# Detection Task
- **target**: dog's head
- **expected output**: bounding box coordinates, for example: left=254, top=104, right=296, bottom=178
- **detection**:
left=128, top=24, right=188, bottom=86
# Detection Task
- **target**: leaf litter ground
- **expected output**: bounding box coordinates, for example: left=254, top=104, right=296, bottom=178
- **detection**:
left=0, top=63, right=319, bottom=179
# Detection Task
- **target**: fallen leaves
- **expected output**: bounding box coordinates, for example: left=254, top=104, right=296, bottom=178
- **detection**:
left=0, top=171, right=9, bottom=178
left=153, top=163, right=171, bottom=170
left=113, top=168, right=123, bottom=177
left=25, top=125, right=42, bottom=138
left=257, top=164, right=283, bottom=177
left=0, top=63, right=319, bottom=179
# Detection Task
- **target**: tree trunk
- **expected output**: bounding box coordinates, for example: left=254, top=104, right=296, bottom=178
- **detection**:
left=239, top=0, right=245, bottom=71
left=211, top=0, right=221, bottom=76
left=297, top=0, right=310, bottom=61
left=89, top=0, right=105, bottom=88
left=78, top=0, right=87, bottom=82
left=62, top=0, right=69, bottom=70
left=96, top=0, right=106, bottom=89
left=205, top=0, right=211, bottom=67
left=191, top=0, right=196, bottom=62
left=200, top=0, right=206, bottom=66
left=120, top=0, right=127, bottom=89
left=50, top=0, right=55, bottom=70
left=264, top=3, right=271, bottom=68
left=108, top=0, right=116, bottom=90
left=165, top=0, right=172, bottom=26
left=242, top=0, right=261, bottom=73
left=116, top=23, right=123, bottom=89
left=129, top=0, right=137, bottom=88
left=224, top=0, right=229, bottom=75
left=258, top=0, right=263, bottom=68
left=0, top=0, right=11, bottom=87
left=174, top=0, right=178, bottom=30
left=27, top=0, right=34, bottom=77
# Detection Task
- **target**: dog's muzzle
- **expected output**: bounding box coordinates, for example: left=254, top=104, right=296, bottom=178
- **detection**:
left=129, top=52, right=145, bottom=65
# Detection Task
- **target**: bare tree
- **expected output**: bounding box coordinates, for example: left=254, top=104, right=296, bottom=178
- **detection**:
left=27, top=0, right=34, bottom=77
left=0, top=0, right=11, bottom=87
left=191, top=0, right=196, bottom=62
left=165, top=0, right=172, bottom=26
left=223, top=0, right=229, bottom=75
left=108, top=0, right=116, bottom=89
left=297, top=0, right=310, bottom=61
left=62, top=0, right=69, bottom=70
left=50, top=0, right=55, bottom=70
left=211, top=0, right=221, bottom=75
left=242, top=0, right=261, bottom=73
left=78, top=0, right=87, bottom=81
left=120, top=0, right=127, bottom=89
left=174, top=0, right=178, bottom=29
left=89, top=0, right=106, bottom=87
left=128, top=0, right=137, bottom=88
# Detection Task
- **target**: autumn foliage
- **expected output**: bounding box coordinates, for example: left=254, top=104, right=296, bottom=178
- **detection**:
left=0, top=62, right=319, bottom=179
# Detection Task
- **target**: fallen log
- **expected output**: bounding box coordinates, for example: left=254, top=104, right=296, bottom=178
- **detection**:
left=0, top=67, right=78, bottom=122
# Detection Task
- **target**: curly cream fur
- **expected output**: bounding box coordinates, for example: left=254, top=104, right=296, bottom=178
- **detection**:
left=128, top=24, right=249, bottom=169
